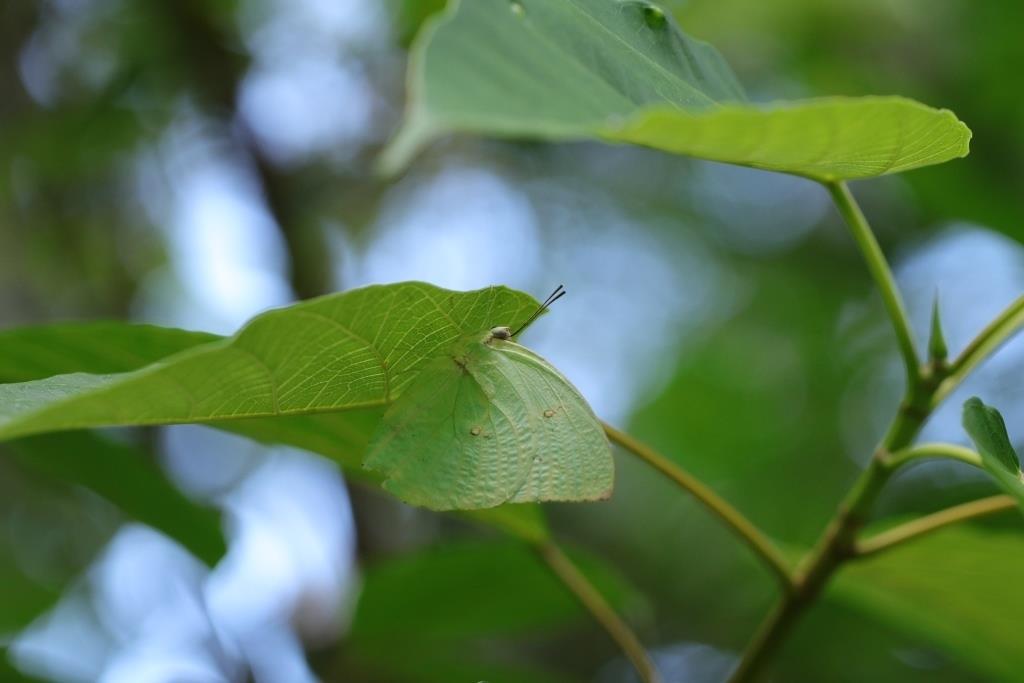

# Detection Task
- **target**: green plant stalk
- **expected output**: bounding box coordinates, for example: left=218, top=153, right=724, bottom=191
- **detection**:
left=534, top=540, right=662, bottom=683
left=885, top=442, right=982, bottom=470
left=825, top=182, right=921, bottom=386
left=603, top=423, right=794, bottom=591
left=853, top=494, right=1016, bottom=558
left=728, top=181, right=933, bottom=682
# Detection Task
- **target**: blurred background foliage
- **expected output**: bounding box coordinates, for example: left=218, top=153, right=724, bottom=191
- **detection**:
left=1, top=0, right=1023, bottom=681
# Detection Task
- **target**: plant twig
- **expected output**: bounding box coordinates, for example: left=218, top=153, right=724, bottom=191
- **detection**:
left=885, top=442, right=982, bottom=470
left=535, top=540, right=662, bottom=683
left=854, top=495, right=1017, bottom=558
left=729, top=181, right=935, bottom=683
left=603, top=423, right=794, bottom=591
left=933, top=295, right=1024, bottom=406
left=826, top=182, right=921, bottom=385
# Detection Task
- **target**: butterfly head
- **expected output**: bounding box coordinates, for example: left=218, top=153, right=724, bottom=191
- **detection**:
left=489, top=326, right=513, bottom=341
left=485, top=286, right=565, bottom=344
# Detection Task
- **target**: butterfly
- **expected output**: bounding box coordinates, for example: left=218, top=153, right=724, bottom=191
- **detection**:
left=364, top=286, right=614, bottom=511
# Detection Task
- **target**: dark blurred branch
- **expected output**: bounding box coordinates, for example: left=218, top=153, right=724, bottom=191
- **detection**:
left=159, top=1, right=332, bottom=300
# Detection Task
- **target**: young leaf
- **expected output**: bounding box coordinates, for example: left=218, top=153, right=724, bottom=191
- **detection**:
left=382, top=0, right=970, bottom=181
left=928, top=293, right=948, bottom=364
left=962, top=396, right=1024, bottom=509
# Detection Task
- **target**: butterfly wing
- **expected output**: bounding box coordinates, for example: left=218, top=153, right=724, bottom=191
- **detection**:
left=483, top=340, right=613, bottom=504
left=363, top=352, right=537, bottom=510
left=364, top=337, right=614, bottom=510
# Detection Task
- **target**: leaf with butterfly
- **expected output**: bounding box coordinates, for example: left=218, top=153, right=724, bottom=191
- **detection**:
left=0, top=282, right=614, bottom=511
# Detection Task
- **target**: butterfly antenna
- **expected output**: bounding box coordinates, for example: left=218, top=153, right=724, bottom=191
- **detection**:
left=511, top=285, right=565, bottom=337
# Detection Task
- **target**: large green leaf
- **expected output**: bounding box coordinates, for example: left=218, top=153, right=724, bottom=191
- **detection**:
left=0, top=283, right=539, bottom=441
left=346, top=539, right=637, bottom=682
left=962, top=397, right=1024, bottom=510
left=0, top=456, right=116, bottom=638
left=0, top=556, right=56, bottom=638
left=831, top=525, right=1024, bottom=682
left=0, top=431, right=224, bottom=651
left=606, top=96, right=970, bottom=182
left=350, top=540, right=633, bottom=640
left=382, top=0, right=970, bottom=181
left=0, top=323, right=227, bottom=568
left=0, top=323, right=217, bottom=384
left=0, top=289, right=555, bottom=531
left=6, top=432, right=226, bottom=566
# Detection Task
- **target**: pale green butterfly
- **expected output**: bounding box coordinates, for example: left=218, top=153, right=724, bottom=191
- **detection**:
left=364, top=285, right=614, bottom=511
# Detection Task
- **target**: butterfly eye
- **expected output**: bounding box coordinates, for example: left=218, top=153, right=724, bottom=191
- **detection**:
left=490, top=326, right=513, bottom=340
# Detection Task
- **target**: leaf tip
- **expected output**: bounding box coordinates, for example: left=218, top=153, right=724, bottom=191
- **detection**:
left=928, top=291, right=948, bottom=364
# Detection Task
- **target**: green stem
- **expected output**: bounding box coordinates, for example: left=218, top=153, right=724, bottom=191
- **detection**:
left=728, top=181, right=931, bottom=683
left=933, top=295, right=1024, bottom=406
left=885, top=442, right=982, bottom=471
left=853, top=495, right=1016, bottom=558
left=603, top=423, right=794, bottom=591
left=825, top=181, right=921, bottom=386
left=535, top=540, right=662, bottom=683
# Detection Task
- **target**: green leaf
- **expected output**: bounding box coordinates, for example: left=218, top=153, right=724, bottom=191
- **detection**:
left=0, top=283, right=601, bottom=514
left=350, top=539, right=634, bottom=641
left=831, top=525, right=1024, bottom=682
left=349, top=541, right=638, bottom=680
left=365, top=333, right=613, bottom=510
left=0, top=319, right=550, bottom=541
left=0, top=324, right=227, bottom=567
left=0, top=283, right=539, bottom=441
left=383, top=0, right=970, bottom=181
left=605, top=96, right=971, bottom=182
left=462, top=504, right=549, bottom=543
left=0, top=322, right=218, bottom=384
left=350, top=645, right=578, bottom=683
left=0, top=556, right=57, bottom=638
left=0, top=455, right=118, bottom=638
left=6, top=432, right=226, bottom=566
left=962, top=396, right=1024, bottom=508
